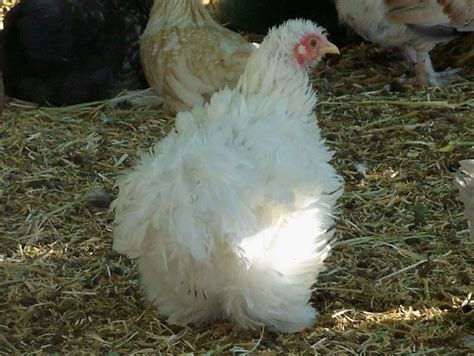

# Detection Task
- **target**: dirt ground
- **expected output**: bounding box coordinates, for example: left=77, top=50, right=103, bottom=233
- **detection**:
left=1, top=1, right=473, bottom=354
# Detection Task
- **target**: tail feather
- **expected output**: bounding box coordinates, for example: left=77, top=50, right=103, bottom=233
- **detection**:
left=385, top=0, right=449, bottom=27
left=437, top=0, right=474, bottom=31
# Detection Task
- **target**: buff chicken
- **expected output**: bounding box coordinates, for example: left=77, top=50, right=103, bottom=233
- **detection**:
left=335, top=0, right=474, bottom=86
left=1, top=0, right=153, bottom=105
left=139, top=0, right=255, bottom=112
left=112, top=19, right=343, bottom=332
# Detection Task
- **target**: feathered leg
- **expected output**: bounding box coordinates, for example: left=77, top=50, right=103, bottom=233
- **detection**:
left=401, top=46, right=460, bottom=87
left=413, top=49, right=460, bottom=86
left=138, top=250, right=222, bottom=326
left=454, top=160, right=474, bottom=240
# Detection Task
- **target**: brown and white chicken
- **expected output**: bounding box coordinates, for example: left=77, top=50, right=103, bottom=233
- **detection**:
left=335, top=0, right=474, bottom=86
left=140, top=0, right=255, bottom=112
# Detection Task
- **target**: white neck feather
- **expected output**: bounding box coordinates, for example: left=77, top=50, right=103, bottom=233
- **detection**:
left=237, top=37, right=317, bottom=115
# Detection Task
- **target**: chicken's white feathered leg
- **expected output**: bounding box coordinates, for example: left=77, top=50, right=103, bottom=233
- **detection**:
left=401, top=46, right=460, bottom=87
left=454, top=159, right=474, bottom=240
left=413, top=49, right=460, bottom=86
left=137, top=248, right=222, bottom=326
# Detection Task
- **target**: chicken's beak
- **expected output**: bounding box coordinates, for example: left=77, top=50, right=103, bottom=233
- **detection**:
left=320, top=41, right=340, bottom=55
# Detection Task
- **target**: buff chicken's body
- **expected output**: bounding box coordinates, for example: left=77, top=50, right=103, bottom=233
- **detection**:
left=140, top=0, right=254, bottom=112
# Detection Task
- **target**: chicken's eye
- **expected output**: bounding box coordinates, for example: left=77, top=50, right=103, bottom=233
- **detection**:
left=309, top=38, right=319, bottom=48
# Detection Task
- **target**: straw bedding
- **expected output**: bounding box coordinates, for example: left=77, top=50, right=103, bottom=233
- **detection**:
left=1, top=2, right=473, bottom=353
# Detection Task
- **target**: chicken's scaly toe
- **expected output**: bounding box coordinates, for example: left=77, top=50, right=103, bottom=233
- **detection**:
left=395, top=68, right=461, bottom=88
left=428, top=68, right=461, bottom=86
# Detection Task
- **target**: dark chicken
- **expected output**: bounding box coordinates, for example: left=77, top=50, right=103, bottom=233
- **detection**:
left=214, top=0, right=353, bottom=44
left=1, top=0, right=153, bottom=105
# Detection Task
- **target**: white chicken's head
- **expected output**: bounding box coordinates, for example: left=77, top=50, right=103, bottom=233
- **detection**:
left=263, top=19, right=340, bottom=69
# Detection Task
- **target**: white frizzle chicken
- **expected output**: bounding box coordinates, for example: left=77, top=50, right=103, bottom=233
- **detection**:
left=140, top=0, right=255, bottom=112
left=335, top=0, right=474, bottom=86
left=454, top=160, right=474, bottom=240
left=112, top=19, right=343, bottom=332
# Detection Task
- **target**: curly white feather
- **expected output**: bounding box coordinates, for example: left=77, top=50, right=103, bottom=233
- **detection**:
left=112, top=19, right=343, bottom=333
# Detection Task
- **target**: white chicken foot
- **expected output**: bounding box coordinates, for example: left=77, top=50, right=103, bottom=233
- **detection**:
left=403, top=46, right=460, bottom=87
left=121, top=89, right=164, bottom=108
left=415, top=49, right=460, bottom=86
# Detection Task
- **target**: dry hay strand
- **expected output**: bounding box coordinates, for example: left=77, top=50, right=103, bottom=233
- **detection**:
left=1, top=17, right=473, bottom=355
